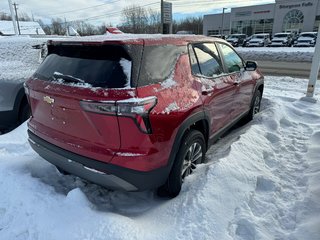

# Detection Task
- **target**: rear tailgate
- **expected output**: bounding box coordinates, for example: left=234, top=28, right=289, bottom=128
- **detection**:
left=26, top=42, right=142, bottom=163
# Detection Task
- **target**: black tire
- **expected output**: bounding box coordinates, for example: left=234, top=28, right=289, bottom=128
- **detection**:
left=158, top=130, right=206, bottom=198
left=19, top=102, right=31, bottom=123
left=242, top=90, right=262, bottom=123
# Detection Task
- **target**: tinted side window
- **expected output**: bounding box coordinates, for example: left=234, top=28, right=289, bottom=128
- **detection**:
left=192, top=43, right=223, bottom=78
left=217, top=43, right=244, bottom=73
left=138, top=45, right=187, bottom=86
left=188, top=44, right=200, bottom=75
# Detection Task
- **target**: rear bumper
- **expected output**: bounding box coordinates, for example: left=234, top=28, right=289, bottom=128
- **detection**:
left=28, top=130, right=171, bottom=191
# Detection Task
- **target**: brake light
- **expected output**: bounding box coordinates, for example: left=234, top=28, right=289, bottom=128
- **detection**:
left=80, top=96, right=157, bottom=134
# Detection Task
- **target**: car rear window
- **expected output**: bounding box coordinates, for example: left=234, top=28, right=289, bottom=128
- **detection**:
left=34, top=44, right=136, bottom=88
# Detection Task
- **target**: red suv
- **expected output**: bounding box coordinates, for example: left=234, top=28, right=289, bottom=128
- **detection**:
left=25, top=35, right=263, bottom=197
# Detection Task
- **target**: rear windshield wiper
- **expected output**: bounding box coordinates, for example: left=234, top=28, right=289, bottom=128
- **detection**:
left=52, top=72, right=85, bottom=84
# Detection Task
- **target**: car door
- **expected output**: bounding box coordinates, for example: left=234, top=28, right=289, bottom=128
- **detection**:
left=189, top=42, right=236, bottom=135
left=216, top=42, right=255, bottom=119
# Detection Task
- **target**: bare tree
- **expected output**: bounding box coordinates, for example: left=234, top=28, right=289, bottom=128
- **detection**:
left=51, top=18, right=66, bottom=35
left=72, top=21, right=97, bottom=36
left=18, top=12, right=31, bottom=21
left=173, top=17, right=203, bottom=35
left=120, top=5, right=149, bottom=33
left=147, top=8, right=161, bottom=33
left=0, top=12, right=12, bottom=20
left=38, top=19, right=51, bottom=35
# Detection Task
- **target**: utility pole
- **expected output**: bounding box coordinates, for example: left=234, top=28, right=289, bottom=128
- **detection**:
left=65, top=17, right=69, bottom=36
left=8, top=0, right=18, bottom=35
left=221, top=8, right=227, bottom=36
left=302, top=23, right=320, bottom=103
left=13, top=2, right=21, bottom=35
left=161, top=0, right=164, bottom=34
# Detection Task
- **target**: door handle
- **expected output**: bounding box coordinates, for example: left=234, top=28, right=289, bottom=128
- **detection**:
left=233, top=81, right=240, bottom=86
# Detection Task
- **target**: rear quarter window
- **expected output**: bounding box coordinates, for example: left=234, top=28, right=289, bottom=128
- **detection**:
left=138, top=45, right=187, bottom=86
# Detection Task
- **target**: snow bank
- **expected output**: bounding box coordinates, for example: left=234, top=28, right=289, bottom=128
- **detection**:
left=0, top=81, right=320, bottom=238
left=238, top=47, right=315, bottom=62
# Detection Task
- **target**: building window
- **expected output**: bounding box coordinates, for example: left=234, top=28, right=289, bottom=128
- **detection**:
left=207, top=30, right=220, bottom=35
left=283, top=9, right=304, bottom=32
left=314, top=16, right=320, bottom=31
left=231, top=19, right=273, bottom=35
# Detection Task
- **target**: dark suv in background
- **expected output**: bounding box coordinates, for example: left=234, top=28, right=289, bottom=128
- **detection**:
left=25, top=35, right=264, bottom=197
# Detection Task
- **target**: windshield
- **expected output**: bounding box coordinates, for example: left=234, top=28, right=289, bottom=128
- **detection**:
left=34, top=45, right=132, bottom=88
left=253, top=35, right=265, bottom=39
left=274, top=34, right=289, bottom=38
left=300, top=33, right=316, bottom=38
left=227, top=35, right=239, bottom=39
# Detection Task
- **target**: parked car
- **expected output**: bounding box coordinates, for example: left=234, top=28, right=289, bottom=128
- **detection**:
left=242, top=35, right=253, bottom=47
left=25, top=35, right=264, bottom=197
left=293, top=32, right=317, bottom=47
left=0, top=40, right=43, bottom=132
left=247, top=33, right=271, bottom=47
left=269, top=32, right=293, bottom=47
left=209, top=34, right=226, bottom=39
left=0, top=80, right=30, bottom=132
left=226, top=34, right=247, bottom=47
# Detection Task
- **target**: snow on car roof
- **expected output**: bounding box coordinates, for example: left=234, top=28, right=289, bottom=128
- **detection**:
left=48, top=34, right=215, bottom=45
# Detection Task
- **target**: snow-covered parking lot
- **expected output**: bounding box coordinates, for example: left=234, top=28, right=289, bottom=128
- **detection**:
left=0, top=76, right=319, bottom=240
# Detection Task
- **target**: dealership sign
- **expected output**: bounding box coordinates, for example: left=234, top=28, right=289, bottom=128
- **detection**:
left=279, top=2, right=313, bottom=9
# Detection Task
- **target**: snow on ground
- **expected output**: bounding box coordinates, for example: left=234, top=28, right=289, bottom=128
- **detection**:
left=0, top=76, right=319, bottom=240
left=237, top=47, right=314, bottom=62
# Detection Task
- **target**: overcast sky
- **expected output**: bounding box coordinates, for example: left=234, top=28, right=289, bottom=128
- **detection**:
left=0, top=0, right=274, bottom=26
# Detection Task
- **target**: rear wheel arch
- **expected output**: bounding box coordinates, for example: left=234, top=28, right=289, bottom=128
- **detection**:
left=18, top=95, right=30, bottom=123
left=166, top=112, right=209, bottom=172
left=13, top=86, right=27, bottom=122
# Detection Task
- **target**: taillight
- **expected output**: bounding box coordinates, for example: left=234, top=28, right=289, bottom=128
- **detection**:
left=80, top=96, right=157, bottom=134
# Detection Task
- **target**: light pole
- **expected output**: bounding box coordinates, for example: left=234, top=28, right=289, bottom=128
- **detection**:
left=221, top=8, right=227, bottom=36
left=301, top=23, right=320, bottom=103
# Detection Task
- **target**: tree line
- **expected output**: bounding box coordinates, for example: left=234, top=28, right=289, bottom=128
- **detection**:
left=1, top=5, right=203, bottom=36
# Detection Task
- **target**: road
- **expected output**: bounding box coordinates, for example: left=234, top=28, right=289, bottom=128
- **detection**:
left=257, top=61, right=320, bottom=79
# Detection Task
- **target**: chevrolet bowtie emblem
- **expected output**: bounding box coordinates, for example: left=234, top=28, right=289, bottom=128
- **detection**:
left=43, top=96, right=55, bottom=104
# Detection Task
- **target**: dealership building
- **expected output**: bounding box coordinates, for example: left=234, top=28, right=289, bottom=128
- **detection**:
left=203, top=0, right=320, bottom=36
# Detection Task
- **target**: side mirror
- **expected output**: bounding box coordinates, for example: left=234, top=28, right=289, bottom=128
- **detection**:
left=245, top=61, right=257, bottom=71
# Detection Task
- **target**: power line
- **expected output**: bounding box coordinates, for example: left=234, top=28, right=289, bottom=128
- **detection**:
left=47, top=0, right=121, bottom=16
left=67, top=1, right=159, bottom=23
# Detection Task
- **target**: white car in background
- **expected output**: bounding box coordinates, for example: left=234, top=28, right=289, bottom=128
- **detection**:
left=247, top=33, right=271, bottom=47
left=0, top=37, right=44, bottom=132
left=269, top=32, right=293, bottom=47
left=293, top=32, right=317, bottom=47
